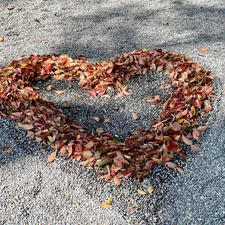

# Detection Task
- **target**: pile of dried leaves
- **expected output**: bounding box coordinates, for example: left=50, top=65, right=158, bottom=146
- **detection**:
left=0, top=49, right=214, bottom=184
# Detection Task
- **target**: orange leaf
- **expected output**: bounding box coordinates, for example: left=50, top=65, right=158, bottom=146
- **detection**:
left=55, top=90, right=65, bottom=95
left=113, top=175, right=121, bottom=186
left=200, top=47, right=208, bottom=52
left=47, top=150, right=57, bottom=163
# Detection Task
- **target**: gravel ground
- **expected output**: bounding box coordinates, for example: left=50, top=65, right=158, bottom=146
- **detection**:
left=0, top=0, right=225, bottom=224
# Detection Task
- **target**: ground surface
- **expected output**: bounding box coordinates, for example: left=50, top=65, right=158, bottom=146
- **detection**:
left=0, top=0, right=225, bottom=224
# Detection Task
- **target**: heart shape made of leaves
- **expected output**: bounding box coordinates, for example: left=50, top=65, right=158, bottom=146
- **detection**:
left=0, top=49, right=214, bottom=183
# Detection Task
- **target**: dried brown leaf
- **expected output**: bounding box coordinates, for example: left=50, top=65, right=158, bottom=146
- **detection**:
left=191, top=144, right=201, bottom=151
left=176, top=167, right=184, bottom=173
left=47, top=150, right=57, bottom=163
left=182, top=135, right=193, bottom=146
left=197, top=125, right=208, bottom=133
left=104, top=118, right=112, bottom=124
left=137, top=189, right=147, bottom=195
left=147, top=186, right=154, bottom=194
left=113, top=175, right=121, bottom=186
left=96, top=127, right=104, bottom=134
left=55, top=90, right=65, bottom=95
left=93, top=116, right=100, bottom=122
left=166, top=162, right=177, bottom=169
left=18, top=123, right=34, bottom=130
left=132, top=113, right=139, bottom=120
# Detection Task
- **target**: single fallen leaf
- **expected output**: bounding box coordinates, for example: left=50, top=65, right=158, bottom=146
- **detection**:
left=218, top=22, right=223, bottom=25
left=93, top=116, right=100, bottom=122
left=47, top=150, right=57, bottom=163
left=147, top=186, right=154, bottom=194
left=55, top=90, right=65, bottom=95
left=166, top=162, right=177, bottom=169
left=103, top=94, right=110, bottom=98
left=41, top=40, right=47, bottom=44
left=192, top=129, right=200, bottom=140
left=176, top=167, right=184, bottom=173
left=17, top=123, right=34, bottom=130
left=54, top=74, right=65, bottom=80
left=83, top=150, right=93, bottom=158
left=182, top=135, right=193, bottom=146
left=113, top=175, right=121, bottom=186
left=85, top=141, right=95, bottom=149
left=0, top=35, right=4, bottom=42
left=55, top=187, right=61, bottom=192
left=101, top=198, right=113, bottom=208
left=123, top=91, right=132, bottom=96
left=132, top=113, right=139, bottom=120
left=104, top=118, right=112, bottom=124
left=116, top=92, right=124, bottom=98
left=204, top=100, right=212, bottom=111
left=200, top=47, right=208, bottom=52
left=7, top=7, right=15, bottom=10
left=95, top=157, right=113, bottom=167
left=96, top=127, right=104, bottom=134
left=197, top=125, right=208, bottom=133
left=191, top=144, right=201, bottom=151
left=161, top=21, right=168, bottom=25
left=72, top=200, right=79, bottom=205
left=137, top=189, right=147, bottom=195
left=79, top=159, right=90, bottom=166
left=46, top=85, right=53, bottom=91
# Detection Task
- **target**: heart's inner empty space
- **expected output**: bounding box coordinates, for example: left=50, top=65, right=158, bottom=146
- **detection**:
left=35, top=71, right=172, bottom=141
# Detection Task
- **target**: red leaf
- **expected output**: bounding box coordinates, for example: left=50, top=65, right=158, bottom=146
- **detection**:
left=200, top=47, right=208, bottom=52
